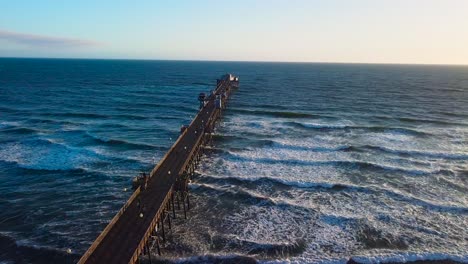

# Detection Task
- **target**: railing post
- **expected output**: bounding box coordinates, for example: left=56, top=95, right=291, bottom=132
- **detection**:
left=171, top=193, right=176, bottom=218
left=182, top=193, right=187, bottom=219
left=186, top=191, right=190, bottom=210
left=167, top=209, right=172, bottom=230
left=161, top=214, right=166, bottom=242
left=156, top=237, right=161, bottom=256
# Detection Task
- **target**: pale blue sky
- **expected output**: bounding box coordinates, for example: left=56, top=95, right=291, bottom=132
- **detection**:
left=1, top=0, right=467, bottom=64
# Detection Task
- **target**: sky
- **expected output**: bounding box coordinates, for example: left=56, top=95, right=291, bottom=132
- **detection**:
left=0, top=0, right=467, bottom=64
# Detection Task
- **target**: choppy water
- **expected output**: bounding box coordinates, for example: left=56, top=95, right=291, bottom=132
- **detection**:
left=0, top=58, right=467, bottom=264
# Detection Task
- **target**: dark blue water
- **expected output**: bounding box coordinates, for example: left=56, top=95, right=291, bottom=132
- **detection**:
left=0, top=58, right=467, bottom=263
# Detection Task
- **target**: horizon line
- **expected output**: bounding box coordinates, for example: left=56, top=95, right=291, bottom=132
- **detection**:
left=1, top=56, right=467, bottom=67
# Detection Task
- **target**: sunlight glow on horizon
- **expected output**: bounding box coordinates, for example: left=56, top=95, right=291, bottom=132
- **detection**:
left=1, top=0, right=467, bottom=65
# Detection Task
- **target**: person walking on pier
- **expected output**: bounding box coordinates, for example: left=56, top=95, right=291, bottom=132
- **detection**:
left=142, top=172, right=148, bottom=190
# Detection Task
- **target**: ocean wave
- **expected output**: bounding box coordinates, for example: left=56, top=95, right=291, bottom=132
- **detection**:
left=433, top=110, right=468, bottom=118
left=0, top=106, right=19, bottom=114
left=0, top=121, right=21, bottom=128
left=212, top=135, right=351, bottom=153
left=0, top=233, right=80, bottom=264
left=191, top=181, right=323, bottom=216
left=212, top=134, right=277, bottom=149
left=16, top=163, right=89, bottom=174
left=0, top=130, right=155, bottom=173
left=351, top=145, right=468, bottom=160
left=192, top=82, right=211, bottom=86
left=286, top=121, right=431, bottom=136
left=40, top=112, right=108, bottom=119
left=198, top=174, right=336, bottom=190
left=349, top=252, right=468, bottom=264
left=95, top=122, right=133, bottom=129
left=29, top=128, right=163, bottom=152
left=243, top=239, right=308, bottom=257
left=325, top=180, right=468, bottom=213
left=0, top=157, right=91, bottom=173
left=170, top=254, right=257, bottom=264
left=162, top=104, right=199, bottom=113
left=457, top=169, right=468, bottom=178
left=270, top=141, right=351, bottom=153
left=230, top=108, right=318, bottom=119
left=0, top=120, right=77, bottom=136
left=287, top=121, right=351, bottom=129
left=437, top=176, right=468, bottom=193
left=190, top=182, right=277, bottom=206
left=197, top=175, right=468, bottom=214
left=0, top=126, right=39, bottom=135
left=397, top=116, right=468, bottom=127
left=235, top=103, right=291, bottom=111
left=210, top=134, right=247, bottom=142
left=267, top=252, right=468, bottom=264
left=86, top=133, right=164, bottom=151
left=202, top=146, right=250, bottom=155
left=39, top=111, right=150, bottom=121
left=0, top=138, right=106, bottom=171
left=26, top=117, right=85, bottom=126
left=101, top=81, right=121, bottom=86
left=112, top=114, right=149, bottom=120
left=224, top=153, right=440, bottom=176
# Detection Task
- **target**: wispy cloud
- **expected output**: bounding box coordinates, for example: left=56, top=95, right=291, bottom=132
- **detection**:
left=0, top=29, right=100, bottom=48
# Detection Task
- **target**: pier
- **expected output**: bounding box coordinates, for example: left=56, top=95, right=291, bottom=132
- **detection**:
left=78, top=74, right=239, bottom=264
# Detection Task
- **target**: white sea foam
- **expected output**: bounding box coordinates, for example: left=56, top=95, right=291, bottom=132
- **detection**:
left=350, top=252, right=468, bottom=264
left=0, top=139, right=103, bottom=171
left=211, top=119, right=468, bottom=204
left=204, top=170, right=468, bottom=262
left=226, top=146, right=441, bottom=176
left=190, top=110, right=468, bottom=262
left=296, top=120, right=355, bottom=129
left=0, top=121, right=20, bottom=129
left=261, top=251, right=468, bottom=264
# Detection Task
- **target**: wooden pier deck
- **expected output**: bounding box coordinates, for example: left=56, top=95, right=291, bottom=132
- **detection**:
left=78, top=74, right=239, bottom=264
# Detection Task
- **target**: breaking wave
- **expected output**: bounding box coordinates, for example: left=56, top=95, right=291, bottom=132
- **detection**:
left=196, top=174, right=468, bottom=214
left=285, top=121, right=432, bottom=136
left=230, top=108, right=319, bottom=119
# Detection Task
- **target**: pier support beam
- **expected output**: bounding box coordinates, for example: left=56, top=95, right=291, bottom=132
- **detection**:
left=171, top=193, right=176, bottom=218
left=182, top=192, right=187, bottom=219
left=161, top=215, right=165, bottom=242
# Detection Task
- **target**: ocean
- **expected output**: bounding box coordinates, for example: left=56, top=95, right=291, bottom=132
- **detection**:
left=0, top=58, right=467, bottom=264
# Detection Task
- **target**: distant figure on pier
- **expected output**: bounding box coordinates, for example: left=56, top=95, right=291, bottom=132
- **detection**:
left=215, top=94, right=222, bottom=109
left=132, top=172, right=148, bottom=190
left=142, top=173, right=148, bottom=190
left=198, top=92, right=206, bottom=109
